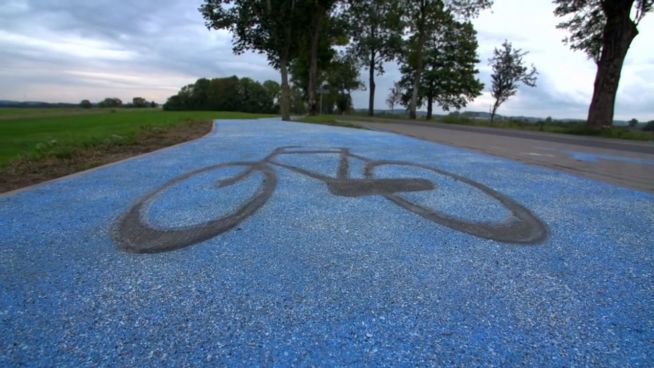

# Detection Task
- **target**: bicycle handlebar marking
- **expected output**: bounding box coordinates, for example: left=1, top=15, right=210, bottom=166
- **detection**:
left=114, top=146, right=547, bottom=253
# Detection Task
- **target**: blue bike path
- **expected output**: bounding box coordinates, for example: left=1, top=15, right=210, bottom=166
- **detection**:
left=1, top=118, right=653, bottom=366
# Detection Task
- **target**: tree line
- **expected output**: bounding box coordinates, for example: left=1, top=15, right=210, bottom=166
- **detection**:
left=163, top=76, right=280, bottom=113
left=199, top=0, right=651, bottom=127
left=79, top=97, right=157, bottom=108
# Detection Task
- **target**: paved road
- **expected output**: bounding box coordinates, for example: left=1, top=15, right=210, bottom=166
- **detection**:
left=1, top=119, right=653, bottom=366
left=355, top=119, right=654, bottom=193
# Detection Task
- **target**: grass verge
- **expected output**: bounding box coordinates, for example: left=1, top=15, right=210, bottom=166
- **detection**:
left=294, top=115, right=365, bottom=129
left=0, top=109, right=275, bottom=193
left=343, top=113, right=654, bottom=141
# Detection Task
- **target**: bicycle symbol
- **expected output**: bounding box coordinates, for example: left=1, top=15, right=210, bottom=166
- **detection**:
left=114, top=146, right=547, bottom=253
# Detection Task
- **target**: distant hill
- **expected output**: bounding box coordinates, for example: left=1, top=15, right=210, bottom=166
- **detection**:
left=0, top=100, right=78, bottom=108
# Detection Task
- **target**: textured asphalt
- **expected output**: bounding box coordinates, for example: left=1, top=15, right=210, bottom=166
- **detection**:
left=358, top=120, right=654, bottom=193
left=1, top=118, right=653, bottom=366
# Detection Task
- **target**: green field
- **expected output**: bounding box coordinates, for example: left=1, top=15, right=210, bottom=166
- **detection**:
left=0, top=108, right=275, bottom=166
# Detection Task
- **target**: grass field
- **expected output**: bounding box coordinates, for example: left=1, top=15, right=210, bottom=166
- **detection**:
left=0, top=108, right=274, bottom=166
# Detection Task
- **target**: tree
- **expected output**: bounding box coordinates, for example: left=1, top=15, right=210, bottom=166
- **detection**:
left=323, top=53, right=363, bottom=114
left=200, top=0, right=303, bottom=121
left=289, top=22, right=338, bottom=108
left=79, top=99, right=92, bottom=108
left=98, top=98, right=122, bottom=108
left=301, top=0, right=344, bottom=116
left=346, top=0, right=403, bottom=116
left=554, top=0, right=653, bottom=127
left=386, top=82, right=402, bottom=113
left=399, top=17, right=483, bottom=120
left=628, top=118, right=638, bottom=127
left=402, top=0, right=492, bottom=119
left=163, top=76, right=277, bottom=113
left=488, top=41, right=537, bottom=124
left=132, top=97, right=148, bottom=108
left=263, top=80, right=281, bottom=112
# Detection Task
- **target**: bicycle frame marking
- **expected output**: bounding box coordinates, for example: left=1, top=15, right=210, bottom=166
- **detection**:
left=114, top=146, right=548, bottom=253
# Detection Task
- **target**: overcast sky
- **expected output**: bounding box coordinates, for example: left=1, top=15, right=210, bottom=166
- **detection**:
left=1, top=0, right=652, bottom=120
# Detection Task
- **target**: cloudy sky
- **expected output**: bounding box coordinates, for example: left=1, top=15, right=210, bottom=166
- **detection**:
left=1, top=0, right=652, bottom=120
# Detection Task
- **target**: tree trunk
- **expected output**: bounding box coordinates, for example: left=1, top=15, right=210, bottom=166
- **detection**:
left=409, top=33, right=426, bottom=120
left=279, top=56, right=291, bottom=121
left=368, top=52, right=376, bottom=116
left=307, top=9, right=324, bottom=116
left=587, top=4, right=638, bottom=127
left=426, top=91, right=433, bottom=120
left=490, top=101, right=499, bottom=124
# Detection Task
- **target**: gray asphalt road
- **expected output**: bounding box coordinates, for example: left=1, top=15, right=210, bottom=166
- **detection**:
left=355, top=119, right=654, bottom=193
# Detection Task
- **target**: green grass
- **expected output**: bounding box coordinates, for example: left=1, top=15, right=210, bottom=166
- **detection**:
left=341, top=113, right=654, bottom=141
left=0, top=109, right=275, bottom=166
left=0, top=107, right=111, bottom=119
left=294, top=115, right=364, bottom=129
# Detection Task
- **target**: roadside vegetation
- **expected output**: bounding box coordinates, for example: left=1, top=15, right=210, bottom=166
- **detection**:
left=339, top=112, right=654, bottom=141
left=0, top=109, right=274, bottom=192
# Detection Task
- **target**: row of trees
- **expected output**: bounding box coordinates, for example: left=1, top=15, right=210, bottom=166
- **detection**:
left=79, top=97, right=157, bottom=108
left=199, top=0, right=493, bottom=121
left=163, top=76, right=280, bottom=113
left=200, top=0, right=651, bottom=126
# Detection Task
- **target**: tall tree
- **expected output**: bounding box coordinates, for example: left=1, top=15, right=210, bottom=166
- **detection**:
left=300, top=0, right=342, bottom=116
left=488, top=41, right=537, bottom=123
left=402, top=0, right=492, bottom=119
left=554, top=0, right=652, bottom=126
left=346, top=0, right=403, bottom=116
left=399, top=17, right=483, bottom=120
left=199, top=0, right=302, bottom=121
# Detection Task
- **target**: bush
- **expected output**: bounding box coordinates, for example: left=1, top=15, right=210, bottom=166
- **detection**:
left=643, top=121, right=654, bottom=132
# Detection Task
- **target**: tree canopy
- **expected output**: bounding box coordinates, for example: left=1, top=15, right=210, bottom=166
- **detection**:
left=163, top=76, right=279, bottom=113
left=399, top=17, right=483, bottom=119
left=401, top=0, right=492, bottom=119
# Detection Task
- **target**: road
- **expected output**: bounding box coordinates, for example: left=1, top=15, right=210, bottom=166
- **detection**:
left=1, top=118, right=653, bottom=366
left=353, top=118, right=654, bottom=193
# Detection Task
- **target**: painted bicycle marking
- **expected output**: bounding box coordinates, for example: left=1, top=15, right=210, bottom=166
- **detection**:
left=114, top=146, right=547, bottom=253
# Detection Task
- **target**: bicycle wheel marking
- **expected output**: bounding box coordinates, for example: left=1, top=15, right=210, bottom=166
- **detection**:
left=114, top=162, right=276, bottom=254
left=114, top=146, right=548, bottom=253
left=365, top=160, right=548, bottom=244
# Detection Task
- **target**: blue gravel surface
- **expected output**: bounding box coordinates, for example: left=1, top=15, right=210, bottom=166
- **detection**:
left=1, top=118, right=653, bottom=367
